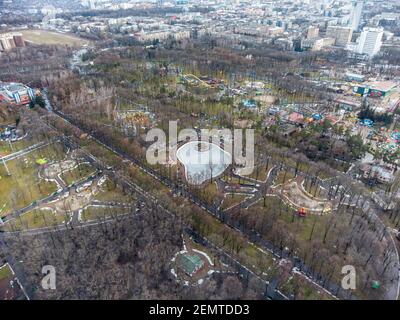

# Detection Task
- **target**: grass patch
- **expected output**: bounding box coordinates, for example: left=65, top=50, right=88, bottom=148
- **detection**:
left=220, top=193, right=249, bottom=211
left=238, top=245, right=278, bottom=281
left=2, top=208, right=68, bottom=231
left=81, top=140, right=123, bottom=168
left=223, top=175, right=256, bottom=186
left=274, top=170, right=296, bottom=185
left=80, top=206, right=130, bottom=222
left=94, top=179, right=136, bottom=204
left=0, top=143, right=66, bottom=216
left=0, top=264, right=12, bottom=280
left=280, top=273, right=334, bottom=300
left=18, top=29, right=89, bottom=46
left=60, top=163, right=97, bottom=186
left=245, top=163, right=274, bottom=181
left=196, top=181, right=219, bottom=205
left=0, top=139, right=30, bottom=157
left=249, top=196, right=323, bottom=245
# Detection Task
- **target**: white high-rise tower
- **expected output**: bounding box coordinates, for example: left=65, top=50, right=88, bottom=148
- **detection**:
left=89, top=0, right=96, bottom=10
left=349, top=1, right=363, bottom=31
left=357, top=27, right=383, bottom=57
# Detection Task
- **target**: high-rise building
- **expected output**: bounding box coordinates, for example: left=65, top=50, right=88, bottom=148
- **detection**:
left=0, top=82, right=35, bottom=106
left=356, top=27, right=383, bottom=57
left=349, top=1, right=363, bottom=31
left=0, top=34, right=14, bottom=51
left=13, top=35, right=25, bottom=47
left=307, top=26, right=319, bottom=40
left=326, top=26, right=353, bottom=47
left=0, top=33, right=25, bottom=52
left=89, top=0, right=96, bottom=10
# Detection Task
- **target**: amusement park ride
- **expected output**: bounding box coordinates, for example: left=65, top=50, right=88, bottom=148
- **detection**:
left=298, top=207, right=307, bottom=217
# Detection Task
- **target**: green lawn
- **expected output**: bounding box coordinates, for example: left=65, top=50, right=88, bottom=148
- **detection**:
left=223, top=175, right=257, bottom=186
left=196, top=181, right=219, bottom=205
left=0, top=264, right=12, bottom=280
left=0, top=143, right=65, bottom=217
left=239, top=243, right=278, bottom=281
left=252, top=196, right=323, bottom=242
left=274, top=170, right=296, bottom=185
left=220, top=193, right=249, bottom=211
left=280, top=273, right=334, bottom=300
left=2, top=209, right=68, bottom=231
left=19, top=29, right=89, bottom=46
left=81, top=140, right=123, bottom=168
left=80, top=206, right=130, bottom=222
left=60, top=163, right=97, bottom=186
left=0, top=139, right=30, bottom=157
left=94, top=179, right=136, bottom=204
left=246, top=163, right=274, bottom=181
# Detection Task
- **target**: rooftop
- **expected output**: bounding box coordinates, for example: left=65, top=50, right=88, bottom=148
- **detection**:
left=288, top=112, right=304, bottom=124
left=179, top=253, right=204, bottom=276
left=364, top=81, right=397, bottom=93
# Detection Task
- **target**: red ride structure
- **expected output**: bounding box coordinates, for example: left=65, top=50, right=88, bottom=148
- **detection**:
left=298, top=207, right=307, bottom=217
